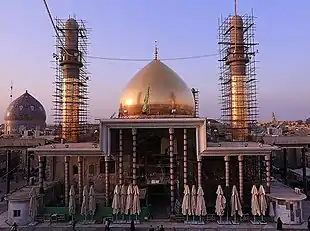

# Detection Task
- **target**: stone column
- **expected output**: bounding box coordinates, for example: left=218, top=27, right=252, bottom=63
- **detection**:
left=105, top=156, right=109, bottom=206
left=183, top=128, right=188, bottom=186
left=169, top=128, right=175, bottom=215
left=302, top=148, right=308, bottom=196
left=224, top=156, right=230, bottom=187
left=132, top=128, right=137, bottom=185
left=265, top=154, right=271, bottom=193
left=42, top=156, right=47, bottom=180
left=119, top=129, right=123, bottom=185
left=197, top=158, right=202, bottom=187
left=39, top=155, right=44, bottom=194
left=78, top=156, right=83, bottom=205
left=6, top=150, right=11, bottom=194
left=238, top=155, right=244, bottom=202
left=64, top=156, right=70, bottom=206
left=26, top=151, right=31, bottom=183
left=283, top=148, right=288, bottom=185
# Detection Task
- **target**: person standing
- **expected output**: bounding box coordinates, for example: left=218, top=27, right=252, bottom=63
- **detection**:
left=149, top=225, right=155, bottom=231
left=11, top=222, right=17, bottom=231
left=104, top=218, right=110, bottom=231
left=276, top=217, right=283, bottom=230
left=130, top=220, right=135, bottom=231
left=159, top=224, right=164, bottom=231
left=307, top=216, right=310, bottom=231
left=72, top=218, right=76, bottom=231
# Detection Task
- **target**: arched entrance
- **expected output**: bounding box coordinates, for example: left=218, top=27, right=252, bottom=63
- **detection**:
left=147, top=184, right=170, bottom=219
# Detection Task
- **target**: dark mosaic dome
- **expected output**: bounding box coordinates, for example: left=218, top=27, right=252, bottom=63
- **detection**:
left=4, top=90, right=46, bottom=122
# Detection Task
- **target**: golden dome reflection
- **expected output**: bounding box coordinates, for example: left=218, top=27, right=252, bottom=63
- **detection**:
left=119, top=59, right=195, bottom=117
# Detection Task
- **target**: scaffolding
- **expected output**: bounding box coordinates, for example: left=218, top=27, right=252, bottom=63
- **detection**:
left=218, top=12, right=258, bottom=141
left=52, top=17, right=90, bottom=142
left=191, top=88, right=199, bottom=118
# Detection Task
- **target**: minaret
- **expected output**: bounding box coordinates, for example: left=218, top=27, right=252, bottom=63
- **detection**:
left=226, top=0, right=249, bottom=141
left=154, top=40, right=159, bottom=60
left=60, top=18, right=83, bottom=142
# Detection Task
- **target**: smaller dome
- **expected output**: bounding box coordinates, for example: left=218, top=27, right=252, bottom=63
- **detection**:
left=4, top=90, right=46, bottom=122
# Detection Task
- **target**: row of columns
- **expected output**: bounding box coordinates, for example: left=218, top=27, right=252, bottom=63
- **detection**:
left=223, top=154, right=271, bottom=199
left=62, top=155, right=111, bottom=206
left=44, top=154, right=271, bottom=209
left=113, top=128, right=272, bottom=215
left=63, top=156, right=84, bottom=205
left=116, top=128, right=179, bottom=214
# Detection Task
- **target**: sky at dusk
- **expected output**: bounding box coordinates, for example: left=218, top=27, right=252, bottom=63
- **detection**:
left=0, top=0, right=309, bottom=124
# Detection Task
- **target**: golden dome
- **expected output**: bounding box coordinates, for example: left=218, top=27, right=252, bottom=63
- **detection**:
left=119, top=59, right=195, bottom=117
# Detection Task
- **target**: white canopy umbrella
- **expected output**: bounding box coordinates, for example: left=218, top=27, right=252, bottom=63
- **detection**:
left=181, top=185, right=191, bottom=219
left=195, top=186, right=207, bottom=220
left=29, top=187, right=38, bottom=219
left=251, top=185, right=260, bottom=222
left=215, top=185, right=226, bottom=222
left=120, top=185, right=127, bottom=215
left=132, top=185, right=141, bottom=219
left=230, top=185, right=243, bottom=223
left=125, top=184, right=133, bottom=215
left=68, top=185, right=76, bottom=219
left=191, top=185, right=197, bottom=218
left=81, top=186, right=89, bottom=220
left=259, top=185, right=268, bottom=220
left=269, top=201, right=275, bottom=217
left=88, top=185, right=96, bottom=220
left=112, top=185, right=121, bottom=215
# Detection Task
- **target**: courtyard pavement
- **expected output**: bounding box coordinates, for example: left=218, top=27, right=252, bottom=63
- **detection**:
left=1, top=188, right=309, bottom=230
left=0, top=210, right=308, bottom=231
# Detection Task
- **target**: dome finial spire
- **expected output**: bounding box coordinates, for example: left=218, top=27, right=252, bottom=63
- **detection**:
left=154, top=40, right=158, bottom=60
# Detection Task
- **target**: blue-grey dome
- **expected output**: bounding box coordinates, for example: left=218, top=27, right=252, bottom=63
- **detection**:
left=4, top=90, right=46, bottom=122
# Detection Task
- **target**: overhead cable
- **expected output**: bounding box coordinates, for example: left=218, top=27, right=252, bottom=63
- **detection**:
left=43, top=0, right=218, bottom=62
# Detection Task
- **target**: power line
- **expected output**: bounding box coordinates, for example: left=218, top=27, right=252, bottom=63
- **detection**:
left=88, top=53, right=218, bottom=62
left=42, top=0, right=218, bottom=62
left=0, top=163, right=23, bottom=181
left=42, top=0, right=72, bottom=57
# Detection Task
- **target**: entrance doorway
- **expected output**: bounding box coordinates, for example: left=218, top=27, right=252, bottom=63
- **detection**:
left=148, top=184, right=170, bottom=219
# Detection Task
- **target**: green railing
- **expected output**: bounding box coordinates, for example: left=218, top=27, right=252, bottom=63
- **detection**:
left=43, top=205, right=149, bottom=222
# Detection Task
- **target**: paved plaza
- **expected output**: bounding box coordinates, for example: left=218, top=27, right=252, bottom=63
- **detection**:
left=0, top=211, right=308, bottom=231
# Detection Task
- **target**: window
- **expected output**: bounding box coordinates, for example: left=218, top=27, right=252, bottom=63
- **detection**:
left=13, top=210, right=21, bottom=217
left=89, top=165, right=95, bottom=175
left=72, top=165, right=78, bottom=175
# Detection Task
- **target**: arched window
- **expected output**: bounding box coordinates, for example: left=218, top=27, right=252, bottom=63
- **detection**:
left=72, top=165, right=78, bottom=175
left=89, top=164, right=95, bottom=175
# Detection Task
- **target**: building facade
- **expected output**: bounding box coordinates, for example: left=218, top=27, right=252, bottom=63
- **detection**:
left=28, top=56, right=278, bottom=219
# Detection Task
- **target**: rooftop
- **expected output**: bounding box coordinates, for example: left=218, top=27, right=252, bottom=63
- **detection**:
left=201, top=141, right=279, bottom=156
left=263, top=135, right=310, bottom=147
left=268, top=180, right=307, bottom=201
left=6, top=182, right=56, bottom=202
left=0, top=138, right=46, bottom=148
left=28, top=142, right=104, bottom=156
